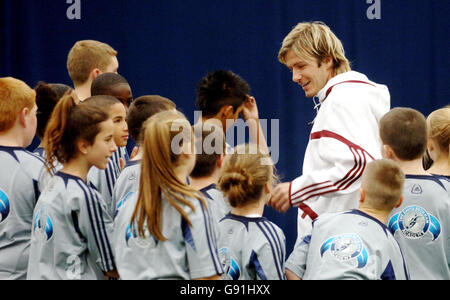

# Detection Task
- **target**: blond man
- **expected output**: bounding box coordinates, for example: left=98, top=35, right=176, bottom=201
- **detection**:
left=270, top=22, right=391, bottom=240
left=67, top=40, right=119, bottom=101
left=0, top=77, right=48, bottom=279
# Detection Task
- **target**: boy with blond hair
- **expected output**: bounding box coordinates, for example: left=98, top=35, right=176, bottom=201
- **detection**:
left=380, top=107, right=450, bottom=280
left=67, top=40, right=119, bottom=101
left=0, top=77, right=48, bottom=279
left=286, top=159, right=409, bottom=280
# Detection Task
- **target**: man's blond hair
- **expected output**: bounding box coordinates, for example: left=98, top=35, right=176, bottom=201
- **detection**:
left=67, top=40, right=117, bottom=85
left=279, top=21, right=351, bottom=75
left=361, top=159, right=405, bottom=211
left=0, top=77, right=36, bottom=132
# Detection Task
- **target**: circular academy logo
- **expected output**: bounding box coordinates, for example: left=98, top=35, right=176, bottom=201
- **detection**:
left=125, top=223, right=158, bottom=249
left=0, top=189, right=10, bottom=224
left=389, top=205, right=441, bottom=241
left=219, top=247, right=241, bottom=280
left=33, top=205, right=54, bottom=242
left=320, top=233, right=368, bottom=268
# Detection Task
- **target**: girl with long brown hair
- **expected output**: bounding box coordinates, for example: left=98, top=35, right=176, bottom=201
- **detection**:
left=113, top=110, right=223, bottom=280
left=27, top=94, right=119, bottom=280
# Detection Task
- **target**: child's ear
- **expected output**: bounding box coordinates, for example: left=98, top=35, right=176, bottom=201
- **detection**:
left=359, top=188, right=366, bottom=204
left=382, top=144, right=395, bottom=159
left=90, top=68, right=102, bottom=81
left=18, top=107, right=29, bottom=128
left=217, top=154, right=224, bottom=168
left=220, top=105, right=235, bottom=119
left=77, top=138, right=90, bottom=156
left=427, top=139, right=434, bottom=153
left=395, top=195, right=404, bottom=208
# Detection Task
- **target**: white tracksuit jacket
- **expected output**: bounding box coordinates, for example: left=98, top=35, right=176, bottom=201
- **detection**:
left=290, top=71, right=390, bottom=237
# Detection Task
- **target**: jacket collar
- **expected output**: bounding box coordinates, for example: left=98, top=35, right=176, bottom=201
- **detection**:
left=316, top=71, right=370, bottom=103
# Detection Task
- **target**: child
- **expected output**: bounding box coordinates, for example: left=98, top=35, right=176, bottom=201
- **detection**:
left=112, top=95, right=176, bottom=217
left=0, top=77, right=48, bottom=280
left=217, top=144, right=286, bottom=280
left=33, top=82, right=72, bottom=158
left=27, top=94, right=118, bottom=280
left=190, top=123, right=230, bottom=222
left=67, top=40, right=119, bottom=101
left=380, top=107, right=450, bottom=280
left=196, top=70, right=269, bottom=155
left=91, top=72, right=133, bottom=109
left=84, top=95, right=129, bottom=215
left=425, top=107, right=450, bottom=177
left=113, top=110, right=223, bottom=280
left=286, top=159, right=409, bottom=280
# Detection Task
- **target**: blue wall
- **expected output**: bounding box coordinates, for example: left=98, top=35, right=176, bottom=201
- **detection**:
left=1, top=0, right=449, bottom=255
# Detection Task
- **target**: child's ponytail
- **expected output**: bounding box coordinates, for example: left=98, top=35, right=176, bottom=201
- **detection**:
left=43, top=92, right=77, bottom=172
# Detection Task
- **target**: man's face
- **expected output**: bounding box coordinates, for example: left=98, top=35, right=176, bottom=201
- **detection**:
left=285, top=50, right=333, bottom=98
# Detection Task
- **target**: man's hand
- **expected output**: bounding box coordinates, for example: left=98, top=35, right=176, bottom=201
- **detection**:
left=269, top=182, right=291, bottom=213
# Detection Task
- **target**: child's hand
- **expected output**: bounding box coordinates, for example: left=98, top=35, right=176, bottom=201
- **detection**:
left=241, top=95, right=260, bottom=121
left=129, top=146, right=139, bottom=160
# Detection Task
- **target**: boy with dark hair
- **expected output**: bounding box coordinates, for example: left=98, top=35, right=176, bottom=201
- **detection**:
left=91, top=73, right=133, bottom=109
left=195, top=70, right=269, bottom=156
left=33, top=82, right=72, bottom=158
left=190, top=123, right=230, bottom=221
left=380, top=107, right=450, bottom=280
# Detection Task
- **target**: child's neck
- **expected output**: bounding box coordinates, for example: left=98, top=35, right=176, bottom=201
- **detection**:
left=174, top=165, right=191, bottom=185
left=232, top=199, right=265, bottom=218
left=61, top=159, right=91, bottom=182
left=75, top=83, right=92, bottom=102
left=131, top=147, right=143, bottom=161
left=358, top=207, right=390, bottom=225
left=428, top=157, right=450, bottom=176
left=394, top=158, right=429, bottom=175
left=0, top=129, right=26, bottom=147
left=189, top=169, right=220, bottom=191
left=189, top=176, right=217, bottom=191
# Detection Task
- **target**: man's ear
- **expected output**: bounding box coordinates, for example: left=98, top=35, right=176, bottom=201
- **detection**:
left=321, top=56, right=334, bottom=70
